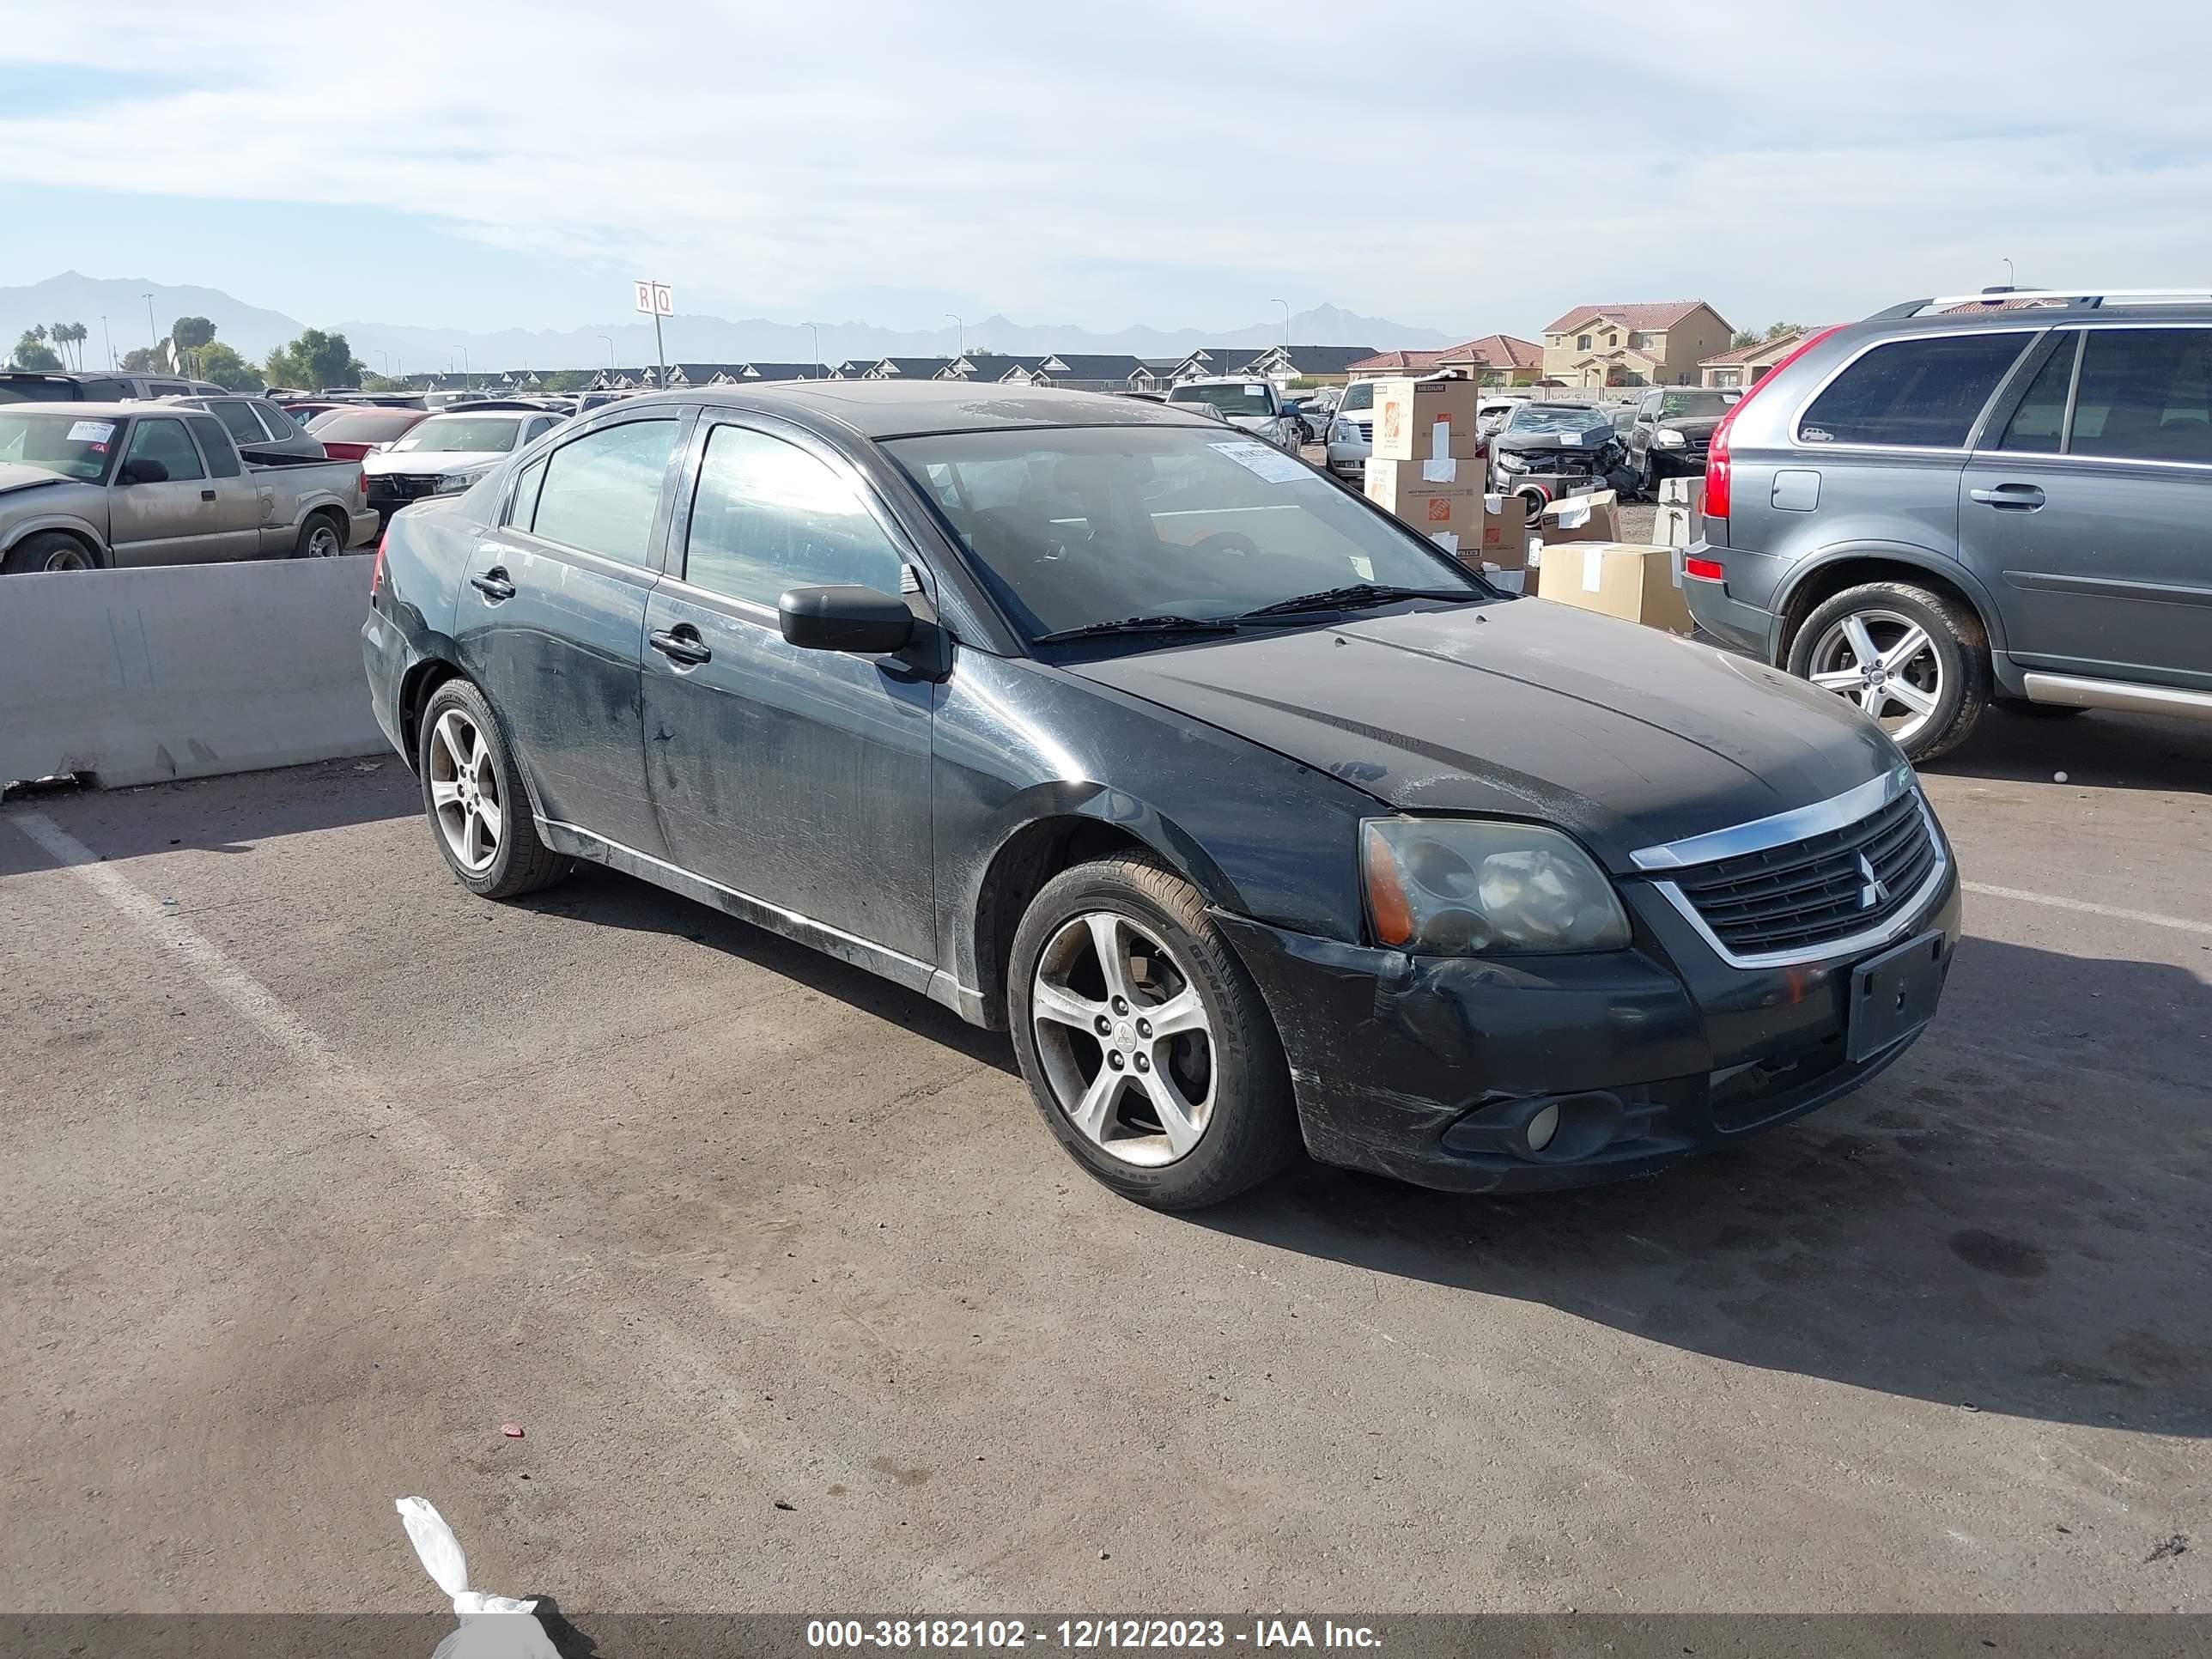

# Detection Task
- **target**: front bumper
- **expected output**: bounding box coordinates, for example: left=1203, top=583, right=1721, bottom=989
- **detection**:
left=1213, top=864, right=1961, bottom=1194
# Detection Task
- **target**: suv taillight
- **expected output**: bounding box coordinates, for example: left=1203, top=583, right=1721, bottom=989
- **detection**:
left=370, top=527, right=388, bottom=597
left=1702, top=325, right=1844, bottom=520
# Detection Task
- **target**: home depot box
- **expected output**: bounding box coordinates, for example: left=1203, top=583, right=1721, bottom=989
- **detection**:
left=1534, top=488, right=1622, bottom=545
left=1370, top=377, right=1482, bottom=462
left=1476, top=493, right=1528, bottom=565
left=1364, top=458, right=1480, bottom=554
left=1537, top=542, right=1696, bottom=634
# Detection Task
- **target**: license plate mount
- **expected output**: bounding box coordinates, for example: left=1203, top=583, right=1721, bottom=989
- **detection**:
left=1847, top=929, right=1948, bottom=1062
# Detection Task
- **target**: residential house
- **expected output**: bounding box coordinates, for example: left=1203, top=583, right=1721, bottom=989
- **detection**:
left=862, top=356, right=952, bottom=380
left=1698, top=330, right=1826, bottom=389
left=1343, top=347, right=1448, bottom=378
left=830, top=358, right=886, bottom=379
left=1239, top=344, right=1378, bottom=386
left=1433, top=334, right=1542, bottom=386
left=1172, top=346, right=1263, bottom=381
left=663, top=362, right=749, bottom=386
left=738, top=361, right=823, bottom=382
left=937, top=353, right=1048, bottom=382
left=1539, top=301, right=1735, bottom=387
left=1002, top=353, right=1150, bottom=390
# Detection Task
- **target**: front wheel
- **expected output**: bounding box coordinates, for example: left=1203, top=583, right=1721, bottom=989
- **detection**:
left=1787, top=581, right=1990, bottom=762
left=1008, top=854, right=1297, bottom=1210
left=2, top=532, right=96, bottom=574
left=415, top=678, right=572, bottom=899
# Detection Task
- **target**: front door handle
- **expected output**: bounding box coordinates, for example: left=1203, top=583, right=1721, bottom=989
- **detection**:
left=1969, top=483, right=2045, bottom=509
left=200, top=489, right=216, bottom=501
left=649, top=625, right=712, bottom=666
left=469, top=568, right=517, bottom=602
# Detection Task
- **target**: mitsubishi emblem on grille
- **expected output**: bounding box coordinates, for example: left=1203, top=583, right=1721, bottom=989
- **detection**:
left=1856, top=852, right=1890, bottom=910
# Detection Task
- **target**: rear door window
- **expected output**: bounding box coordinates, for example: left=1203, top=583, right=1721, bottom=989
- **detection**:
left=1796, top=332, right=2032, bottom=448
left=2069, top=328, right=2212, bottom=466
left=529, top=419, right=682, bottom=567
left=1993, top=335, right=2079, bottom=454
left=184, top=416, right=242, bottom=477
left=251, top=403, right=301, bottom=441
left=209, top=400, right=265, bottom=447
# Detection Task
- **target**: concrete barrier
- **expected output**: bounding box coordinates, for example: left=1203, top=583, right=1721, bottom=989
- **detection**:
left=1, top=556, right=388, bottom=789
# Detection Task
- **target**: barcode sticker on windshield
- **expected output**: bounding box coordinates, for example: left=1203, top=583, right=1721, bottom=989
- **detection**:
left=67, top=421, right=117, bottom=444
left=1210, top=441, right=1306, bottom=484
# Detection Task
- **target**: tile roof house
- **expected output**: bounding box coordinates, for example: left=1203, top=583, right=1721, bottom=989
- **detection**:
left=1344, top=347, right=1448, bottom=376
left=1698, top=330, right=1827, bottom=389
left=1344, top=334, right=1542, bottom=384
left=1540, top=301, right=1734, bottom=387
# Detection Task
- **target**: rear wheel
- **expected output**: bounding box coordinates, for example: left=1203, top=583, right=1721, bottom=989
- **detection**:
left=1787, top=581, right=1990, bottom=762
left=415, top=678, right=571, bottom=899
left=1008, top=854, right=1297, bottom=1210
left=3, top=532, right=96, bottom=574
left=294, top=513, right=346, bottom=559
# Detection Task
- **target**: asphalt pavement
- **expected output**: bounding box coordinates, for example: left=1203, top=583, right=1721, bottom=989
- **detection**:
left=2, top=703, right=2208, bottom=1614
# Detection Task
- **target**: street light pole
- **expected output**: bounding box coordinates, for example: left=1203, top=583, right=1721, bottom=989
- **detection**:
left=806, top=323, right=821, bottom=379
left=945, top=313, right=963, bottom=358
left=1273, top=298, right=1290, bottom=350
left=101, top=315, right=113, bottom=369
left=597, top=335, right=615, bottom=373
left=143, top=294, right=157, bottom=354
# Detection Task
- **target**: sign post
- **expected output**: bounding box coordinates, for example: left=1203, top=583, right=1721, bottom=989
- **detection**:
left=633, top=280, right=674, bottom=388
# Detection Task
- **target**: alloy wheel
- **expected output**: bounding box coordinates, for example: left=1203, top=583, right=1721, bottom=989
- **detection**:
left=43, top=545, right=90, bottom=572
left=427, top=708, right=503, bottom=872
left=306, top=522, right=343, bottom=557
left=1030, top=910, right=1216, bottom=1167
left=1806, top=607, right=1945, bottom=744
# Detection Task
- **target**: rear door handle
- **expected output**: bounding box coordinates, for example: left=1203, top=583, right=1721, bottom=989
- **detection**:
left=200, top=489, right=216, bottom=501
left=469, top=568, right=517, bottom=602
left=649, top=625, right=712, bottom=666
left=1969, top=483, right=2045, bottom=509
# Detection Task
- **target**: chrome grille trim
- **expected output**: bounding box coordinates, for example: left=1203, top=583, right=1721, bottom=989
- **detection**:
left=1629, top=765, right=1912, bottom=871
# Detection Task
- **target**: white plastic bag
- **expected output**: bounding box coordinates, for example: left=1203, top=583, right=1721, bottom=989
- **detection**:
left=396, top=1496, right=562, bottom=1658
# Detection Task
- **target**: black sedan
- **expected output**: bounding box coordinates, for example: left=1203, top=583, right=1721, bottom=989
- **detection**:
left=1623, top=385, right=1743, bottom=497
left=1488, top=401, right=1633, bottom=507
left=363, top=384, right=1959, bottom=1210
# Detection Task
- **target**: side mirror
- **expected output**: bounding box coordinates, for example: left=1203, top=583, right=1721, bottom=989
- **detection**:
left=118, top=457, right=169, bottom=485
left=778, top=584, right=915, bottom=654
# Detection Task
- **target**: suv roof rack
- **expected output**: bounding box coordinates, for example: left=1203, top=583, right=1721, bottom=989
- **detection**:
left=1869, top=287, right=2212, bottom=320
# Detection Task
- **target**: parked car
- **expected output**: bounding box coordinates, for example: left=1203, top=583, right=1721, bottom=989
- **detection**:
left=365, top=382, right=1958, bottom=1210
left=1279, top=398, right=1317, bottom=445
left=1684, top=287, right=2212, bottom=761
left=1, top=369, right=226, bottom=404
left=0, top=402, right=376, bottom=571
left=1488, top=402, right=1633, bottom=507
left=1164, top=376, right=1305, bottom=450
left=1622, top=386, right=1742, bottom=497
left=281, top=400, right=350, bottom=424
left=165, top=394, right=327, bottom=459
left=1323, top=379, right=1378, bottom=482
left=303, top=405, right=430, bottom=461
left=1477, top=398, right=1525, bottom=437
left=361, top=408, right=567, bottom=520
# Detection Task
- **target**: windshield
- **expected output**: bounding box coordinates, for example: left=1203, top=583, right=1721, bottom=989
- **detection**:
left=1337, top=382, right=1374, bottom=413
left=391, top=416, right=523, bottom=454
left=1168, top=382, right=1274, bottom=418
left=1506, top=404, right=1608, bottom=437
left=1657, top=389, right=1740, bottom=417
left=308, top=410, right=422, bottom=442
left=888, top=425, right=1482, bottom=641
left=0, top=410, right=121, bottom=481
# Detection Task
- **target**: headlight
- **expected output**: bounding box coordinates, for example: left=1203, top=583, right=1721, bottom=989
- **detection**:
left=1496, top=449, right=1529, bottom=471
left=1328, top=419, right=1359, bottom=446
left=1361, top=818, right=1631, bottom=955
left=1654, top=427, right=1686, bottom=448
left=433, top=465, right=491, bottom=494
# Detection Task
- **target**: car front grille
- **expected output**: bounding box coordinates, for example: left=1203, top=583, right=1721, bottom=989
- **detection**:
left=1667, top=790, right=1939, bottom=959
left=1347, top=419, right=1371, bottom=443
left=369, top=473, right=441, bottom=501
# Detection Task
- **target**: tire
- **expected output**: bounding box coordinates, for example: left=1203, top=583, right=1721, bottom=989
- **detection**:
left=294, top=512, right=346, bottom=560
left=1786, top=580, right=1990, bottom=763
left=415, top=678, right=572, bottom=899
left=1007, top=854, right=1297, bottom=1210
left=2, top=531, right=97, bottom=574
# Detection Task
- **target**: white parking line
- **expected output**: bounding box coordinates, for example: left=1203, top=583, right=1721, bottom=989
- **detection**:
left=9, top=810, right=338, bottom=1068
left=1964, top=880, right=2212, bottom=938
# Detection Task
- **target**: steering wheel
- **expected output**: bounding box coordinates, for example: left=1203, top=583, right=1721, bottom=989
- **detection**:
left=1192, top=530, right=1262, bottom=560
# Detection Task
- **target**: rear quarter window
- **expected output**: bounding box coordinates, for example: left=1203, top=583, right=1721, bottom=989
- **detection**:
left=1796, top=332, right=2033, bottom=449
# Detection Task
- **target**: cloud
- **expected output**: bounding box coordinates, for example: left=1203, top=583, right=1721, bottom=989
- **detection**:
left=1, top=0, right=2208, bottom=331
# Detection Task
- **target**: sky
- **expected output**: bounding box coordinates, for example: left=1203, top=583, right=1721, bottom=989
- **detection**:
left=2, top=0, right=2209, bottom=340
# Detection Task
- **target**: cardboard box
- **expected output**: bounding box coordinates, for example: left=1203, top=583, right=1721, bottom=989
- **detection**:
left=1536, top=541, right=1697, bottom=635
left=1534, top=488, right=1621, bottom=545
left=1364, top=458, right=1480, bottom=556
left=1476, top=493, right=1528, bottom=565
left=1480, top=563, right=1528, bottom=594
left=1370, top=377, right=1482, bottom=462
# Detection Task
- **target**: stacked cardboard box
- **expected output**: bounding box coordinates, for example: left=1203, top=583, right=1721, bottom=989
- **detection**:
left=1363, top=378, right=1486, bottom=556
left=1536, top=541, right=1698, bottom=635
left=1652, top=476, right=1705, bottom=550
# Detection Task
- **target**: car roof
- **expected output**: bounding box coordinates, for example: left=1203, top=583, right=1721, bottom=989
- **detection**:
left=10, top=401, right=153, bottom=418
left=591, top=381, right=1223, bottom=441
left=1170, top=375, right=1271, bottom=388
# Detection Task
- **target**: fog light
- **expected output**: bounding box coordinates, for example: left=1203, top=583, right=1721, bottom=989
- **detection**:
left=1524, top=1103, right=1560, bottom=1152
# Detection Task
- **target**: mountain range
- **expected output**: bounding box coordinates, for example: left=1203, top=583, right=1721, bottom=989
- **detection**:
left=3, top=273, right=1458, bottom=374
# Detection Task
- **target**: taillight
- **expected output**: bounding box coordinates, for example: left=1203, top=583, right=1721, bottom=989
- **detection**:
left=370, top=527, right=388, bottom=597
left=1684, top=556, right=1725, bottom=580
left=356, top=468, right=367, bottom=500
left=1702, top=324, right=1844, bottom=520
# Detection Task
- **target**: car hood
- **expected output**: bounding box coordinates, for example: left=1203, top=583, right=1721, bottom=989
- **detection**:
left=0, top=462, right=76, bottom=496
left=363, top=447, right=506, bottom=476
left=1062, top=599, right=1899, bottom=870
left=1660, top=415, right=1723, bottom=440
left=1495, top=429, right=1611, bottom=453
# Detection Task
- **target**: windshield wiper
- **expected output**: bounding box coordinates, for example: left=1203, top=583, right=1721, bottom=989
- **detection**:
left=1237, top=583, right=1478, bottom=621
left=1031, top=614, right=1242, bottom=645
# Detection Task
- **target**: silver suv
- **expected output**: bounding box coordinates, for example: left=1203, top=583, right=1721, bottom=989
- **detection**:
left=1684, top=288, right=2212, bottom=761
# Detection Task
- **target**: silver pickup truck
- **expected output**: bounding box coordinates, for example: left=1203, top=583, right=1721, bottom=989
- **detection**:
left=0, top=402, right=378, bottom=574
